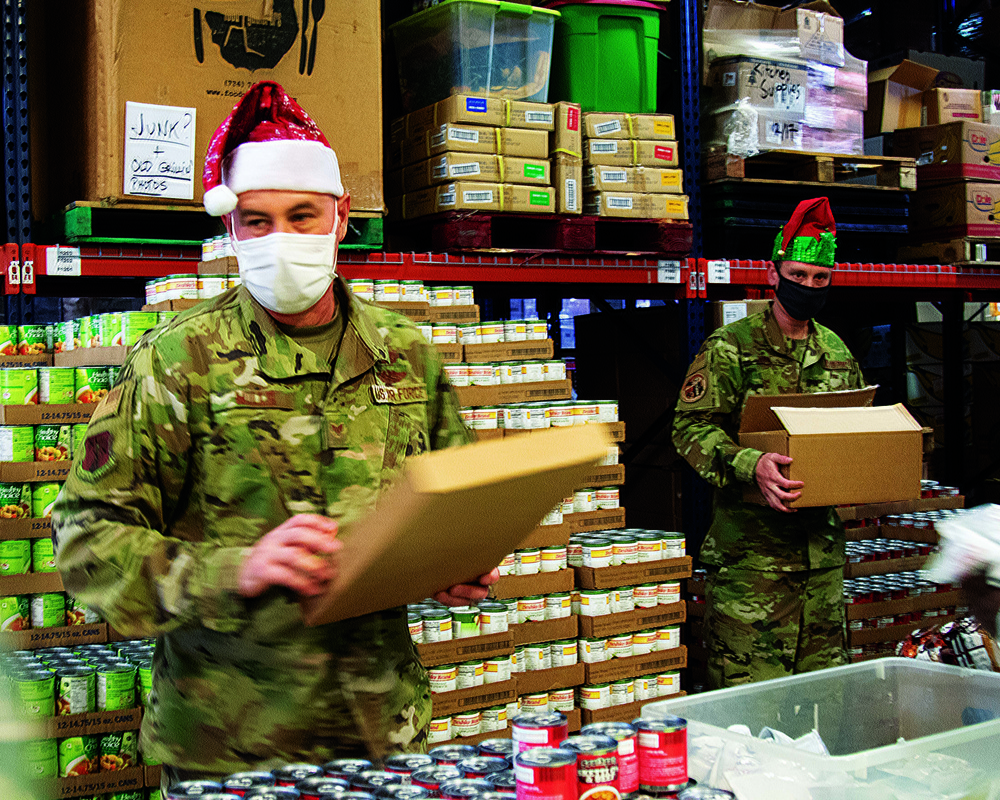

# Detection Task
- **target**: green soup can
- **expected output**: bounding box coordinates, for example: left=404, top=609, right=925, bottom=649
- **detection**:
left=35, top=425, right=71, bottom=462
left=0, top=325, right=16, bottom=355
left=0, top=369, right=38, bottom=404
left=58, top=734, right=99, bottom=777
left=158, top=311, right=179, bottom=324
left=24, top=738, right=58, bottom=779
left=99, top=313, right=123, bottom=347
left=96, top=663, right=136, bottom=711
left=75, top=367, right=110, bottom=404
left=122, top=312, right=158, bottom=347
left=13, top=668, right=56, bottom=717
left=32, top=483, right=61, bottom=519
left=0, top=539, right=30, bottom=574
left=31, top=537, right=56, bottom=573
left=79, top=316, right=96, bottom=348
left=0, top=594, right=29, bottom=631
left=107, top=366, right=121, bottom=386
left=30, top=592, right=65, bottom=628
left=65, top=597, right=100, bottom=626
left=72, top=424, right=89, bottom=457
left=98, top=729, right=138, bottom=772
left=0, top=426, right=34, bottom=462
left=39, top=367, right=76, bottom=405
left=57, top=666, right=96, bottom=715
left=17, top=325, right=52, bottom=356
left=136, top=659, right=153, bottom=707
left=0, top=482, right=30, bottom=518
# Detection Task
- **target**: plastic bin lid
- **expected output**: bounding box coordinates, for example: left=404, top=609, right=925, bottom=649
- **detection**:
left=544, top=0, right=663, bottom=10
left=393, top=0, right=561, bottom=26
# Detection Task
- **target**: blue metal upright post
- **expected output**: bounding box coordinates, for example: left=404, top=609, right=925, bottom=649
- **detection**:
left=679, top=0, right=702, bottom=260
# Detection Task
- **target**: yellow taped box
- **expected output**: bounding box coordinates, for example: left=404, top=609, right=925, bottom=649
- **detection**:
left=402, top=182, right=556, bottom=219
left=583, top=193, right=690, bottom=220
left=394, top=125, right=551, bottom=169
left=583, top=113, right=676, bottom=140
left=391, top=95, right=556, bottom=144
left=389, top=154, right=552, bottom=195
left=584, top=139, right=679, bottom=168
left=553, top=154, right=583, bottom=215
left=584, top=166, right=684, bottom=194
left=552, top=102, right=583, bottom=158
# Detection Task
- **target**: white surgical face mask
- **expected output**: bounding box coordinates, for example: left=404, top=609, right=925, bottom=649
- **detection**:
left=232, top=226, right=339, bottom=315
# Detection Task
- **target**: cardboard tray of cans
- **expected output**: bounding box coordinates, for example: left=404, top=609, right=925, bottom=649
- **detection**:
left=877, top=524, right=944, bottom=545
left=583, top=646, right=687, bottom=685
left=685, top=599, right=706, bottom=620
left=463, top=340, right=555, bottom=363
left=37, top=766, right=146, bottom=800
left=0, top=517, right=53, bottom=541
left=435, top=344, right=463, bottom=363
left=577, top=465, right=624, bottom=490
left=845, top=555, right=930, bottom=579
left=577, top=601, right=686, bottom=639
left=141, top=299, right=203, bottom=313
left=491, top=569, right=575, bottom=601
left=844, top=524, right=882, bottom=542
left=54, top=347, right=131, bottom=367
left=454, top=380, right=573, bottom=408
left=0, top=621, right=107, bottom=651
left=198, top=256, right=237, bottom=275
left=0, top=462, right=72, bottom=482
left=836, top=496, right=964, bottom=522
left=575, top=557, right=693, bottom=590
left=435, top=708, right=582, bottom=748
left=511, top=616, right=578, bottom=647
left=0, top=571, right=66, bottom=597
left=0, top=355, right=53, bottom=368
left=580, top=692, right=686, bottom=726
left=503, top=422, right=625, bottom=443
left=42, top=706, right=143, bottom=739
left=0, top=404, right=94, bottom=425
left=515, top=663, right=586, bottom=696
left=849, top=615, right=958, bottom=647
left=845, top=589, right=963, bottom=622
left=431, top=678, right=518, bottom=718
left=145, top=765, right=163, bottom=788
left=417, top=632, right=515, bottom=668
left=429, top=306, right=480, bottom=324
left=377, top=301, right=432, bottom=322
left=518, top=508, right=627, bottom=551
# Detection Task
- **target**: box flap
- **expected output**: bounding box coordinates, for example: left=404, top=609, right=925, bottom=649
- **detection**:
left=739, top=387, right=877, bottom=434
left=869, top=60, right=939, bottom=91
left=704, top=0, right=778, bottom=31
left=772, top=403, right=922, bottom=435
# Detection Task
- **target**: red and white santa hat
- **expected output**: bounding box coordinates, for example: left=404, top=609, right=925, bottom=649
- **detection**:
left=202, top=81, right=344, bottom=217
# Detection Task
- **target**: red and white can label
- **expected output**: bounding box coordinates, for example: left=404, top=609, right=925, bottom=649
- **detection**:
left=577, top=749, right=621, bottom=798
left=512, top=721, right=568, bottom=753
left=637, top=727, right=687, bottom=790
left=515, top=761, right=576, bottom=800
left=616, top=737, right=640, bottom=794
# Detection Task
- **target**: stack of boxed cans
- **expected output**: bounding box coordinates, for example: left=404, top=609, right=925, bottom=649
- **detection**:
left=387, top=95, right=584, bottom=220
left=581, top=113, right=689, bottom=220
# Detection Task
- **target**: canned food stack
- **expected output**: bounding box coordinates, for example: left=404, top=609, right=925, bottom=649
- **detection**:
left=200, top=234, right=236, bottom=263
left=462, top=399, right=616, bottom=438
left=144, top=274, right=239, bottom=306
left=56, top=312, right=180, bottom=353
left=580, top=113, right=689, bottom=221
left=0, top=324, right=58, bottom=357
left=348, top=279, right=475, bottom=309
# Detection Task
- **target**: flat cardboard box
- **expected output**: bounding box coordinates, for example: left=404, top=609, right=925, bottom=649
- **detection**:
left=552, top=103, right=583, bottom=157
left=585, top=140, right=679, bottom=168
left=491, top=569, right=575, bottom=601
left=707, top=56, right=809, bottom=114
left=43, top=706, right=142, bottom=739
left=431, top=678, right=518, bottom=718
left=844, top=555, right=929, bottom=579
left=580, top=694, right=684, bottom=726
left=507, top=101, right=558, bottom=132
left=0, top=404, right=93, bottom=426
left=577, top=602, right=687, bottom=639
left=837, top=495, right=964, bottom=522
left=1, top=622, right=107, bottom=651
left=844, top=523, right=882, bottom=541
left=435, top=344, right=463, bottom=364
left=553, top=154, right=583, bottom=215
left=578, top=465, right=625, bottom=490
left=515, top=664, right=585, bottom=696
left=454, top=380, right=572, bottom=409
left=29, top=0, right=384, bottom=217
left=392, top=97, right=556, bottom=144
left=911, top=182, right=1000, bottom=239
left=583, top=114, right=676, bottom=141
left=395, top=154, right=552, bottom=194
left=877, top=523, right=940, bottom=545
left=583, top=193, right=689, bottom=220
left=40, top=766, right=146, bottom=800
left=417, top=632, right=515, bottom=668
left=0, top=355, right=52, bottom=369
left=428, top=306, right=480, bottom=324
left=574, top=557, right=693, bottom=591
left=0, top=572, right=65, bottom=597
left=463, top=340, right=554, bottom=363
left=518, top=524, right=573, bottom=551
left=142, top=299, right=203, bottom=313
left=892, top=122, right=1000, bottom=183
left=401, top=183, right=556, bottom=219
left=54, top=347, right=131, bottom=367
left=583, top=646, right=687, bottom=684
left=584, top=166, right=684, bottom=195
left=568, top=508, right=626, bottom=536
left=0, top=463, right=72, bottom=482
left=376, top=301, right=431, bottom=323
left=710, top=300, right=772, bottom=331
left=848, top=616, right=957, bottom=647
left=845, top=589, right=962, bottom=621
left=0, top=517, right=52, bottom=541
left=198, top=257, right=236, bottom=275
left=396, top=126, right=550, bottom=169
left=301, top=425, right=610, bottom=625
left=866, top=60, right=940, bottom=136
left=511, top=615, right=578, bottom=646
left=737, top=388, right=924, bottom=508
left=924, top=88, right=982, bottom=125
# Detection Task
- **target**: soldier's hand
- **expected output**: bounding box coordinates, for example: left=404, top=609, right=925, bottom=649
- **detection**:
left=432, top=568, right=501, bottom=607
left=238, top=514, right=341, bottom=598
left=755, top=452, right=803, bottom=513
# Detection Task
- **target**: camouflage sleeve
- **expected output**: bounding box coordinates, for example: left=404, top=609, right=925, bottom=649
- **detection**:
left=671, top=335, right=763, bottom=488
left=421, top=340, right=472, bottom=452
left=53, top=342, right=248, bottom=638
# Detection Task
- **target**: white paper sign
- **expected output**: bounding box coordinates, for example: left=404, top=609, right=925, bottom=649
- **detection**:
left=657, top=260, right=682, bottom=284
left=124, top=102, right=197, bottom=200
left=707, top=260, right=731, bottom=283
left=47, top=246, right=81, bottom=277
left=723, top=302, right=748, bottom=326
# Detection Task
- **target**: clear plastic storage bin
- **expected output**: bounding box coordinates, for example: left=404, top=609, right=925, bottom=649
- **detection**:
left=391, top=0, right=559, bottom=112
left=645, top=659, right=1000, bottom=799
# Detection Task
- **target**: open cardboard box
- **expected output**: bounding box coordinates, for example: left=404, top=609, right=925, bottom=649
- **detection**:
left=301, top=425, right=610, bottom=625
left=866, top=59, right=940, bottom=136
left=738, top=388, right=923, bottom=508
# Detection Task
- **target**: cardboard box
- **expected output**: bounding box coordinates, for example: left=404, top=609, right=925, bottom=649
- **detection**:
left=866, top=60, right=940, bottom=136
left=0, top=463, right=72, bottom=483
left=463, top=340, right=554, bottom=363
left=0, top=518, right=51, bottom=542
left=142, top=299, right=203, bottom=313
left=428, top=306, right=480, bottom=324
left=892, top=122, right=1000, bottom=183
left=518, top=524, right=573, bottom=551
left=911, top=181, right=1000, bottom=239
left=198, top=256, right=236, bottom=275
left=41, top=766, right=146, bottom=800
left=578, top=465, right=625, bottom=490
left=848, top=616, right=957, bottom=647
left=577, top=602, right=686, bottom=639
left=300, top=426, right=610, bottom=625
left=837, top=495, right=964, bottom=522
left=394, top=154, right=552, bottom=195
left=738, top=389, right=923, bottom=508
left=145, top=765, right=162, bottom=789
left=431, top=678, right=518, bottom=717
left=584, top=193, right=689, bottom=220
left=845, top=589, right=962, bottom=621
left=553, top=154, right=583, bottom=215
left=584, top=166, right=684, bottom=195
left=583, top=114, right=675, bottom=141
left=552, top=102, right=583, bottom=157
left=491, top=569, right=575, bottom=601
left=515, top=664, right=585, bottom=696
left=923, top=88, right=983, bottom=125
left=396, top=126, right=550, bottom=168
left=984, top=91, right=1000, bottom=126
left=54, top=347, right=131, bottom=368
left=417, top=632, right=514, bottom=668
left=43, top=706, right=142, bottom=739
left=0, top=404, right=93, bottom=426
left=0, top=355, right=52, bottom=369
left=583, top=646, right=687, bottom=684
left=707, top=57, right=809, bottom=115
left=29, top=0, right=385, bottom=218
left=392, top=96, right=556, bottom=144
left=568, top=508, right=626, bottom=536
left=454, top=380, right=572, bottom=409
left=511, top=615, right=578, bottom=646
left=844, top=555, right=929, bottom=579
left=580, top=694, right=683, bottom=726
left=584, top=140, right=679, bottom=169
left=375, top=301, right=431, bottom=323
left=574, top=557, right=693, bottom=591
left=709, top=300, right=772, bottom=331
left=401, top=183, right=556, bottom=220
left=1, top=623, right=107, bottom=651
left=434, top=344, right=463, bottom=364
left=436, top=728, right=512, bottom=748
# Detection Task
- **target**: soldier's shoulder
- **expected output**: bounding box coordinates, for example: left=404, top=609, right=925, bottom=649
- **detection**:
left=813, top=321, right=853, bottom=355
left=701, top=311, right=765, bottom=352
left=353, top=297, right=432, bottom=354
left=131, top=289, right=242, bottom=364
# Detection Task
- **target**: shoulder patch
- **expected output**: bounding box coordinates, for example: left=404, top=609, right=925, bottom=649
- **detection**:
left=681, top=371, right=708, bottom=403
left=80, top=431, right=116, bottom=481
left=677, top=349, right=717, bottom=411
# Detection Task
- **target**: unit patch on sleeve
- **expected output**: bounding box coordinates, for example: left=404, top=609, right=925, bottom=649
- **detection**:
left=80, top=431, right=116, bottom=481
left=680, top=351, right=710, bottom=404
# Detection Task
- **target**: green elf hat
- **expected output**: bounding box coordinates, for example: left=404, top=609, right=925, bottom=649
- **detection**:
left=771, top=197, right=837, bottom=267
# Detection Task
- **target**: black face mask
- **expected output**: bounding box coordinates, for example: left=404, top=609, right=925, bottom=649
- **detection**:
left=775, top=272, right=829, bottom=321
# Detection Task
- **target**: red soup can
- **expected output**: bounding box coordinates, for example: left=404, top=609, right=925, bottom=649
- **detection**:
left=385, top=754, right=435, bottom=783
left=456, top=757, right=509, bottom=780
left=411, top=766, right=463, bottom=794
left=561, top=734, right=620, bottom=798
left=511, top=712, right=568, bottom=754
left=296, top=777, right=352, bottom=800
left=273, top=764, right=325, bottom=787
left=634, top=716, right=688, bottom=793
left=513, top=748, right=577, bottom=800
left=223, top=772, right=277, bottom=796
left=581, top=721, right=638, bottom=795
left=477, top=738, right=515, bottom=760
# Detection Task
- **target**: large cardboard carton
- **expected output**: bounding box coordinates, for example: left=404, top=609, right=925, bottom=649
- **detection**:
left=391, top=96, right=556, bottom=145
left=584, top=166, right=684, bottom=195
left=400, top=183, right=556, bottom=220
left=584, top=140, right=679, bottom=169
left=892, top=122, right=1000, bottom=183
left=911, top=182, right=1000, bottom=239
left=707, top=57, right=809, bottom=115
left=395, top=126, right=551, bottom=169
left=738, top=388, right=923, bottom=508
left=552, top=103, right=583, bottom=157
left=923, top=88, right=983, bottom=125
left=583, top=193, right=689, bottom=220
left=29, top=0, right=384, bottom=217
left=391, top=154, right=551, bottom=195
left=583, top=114, right=676, bottom=141
left=552, top=154, right=583, bottom=215
left=710, top=300, right=772, bottom=331
left=865, top=60, right=939, bottom=136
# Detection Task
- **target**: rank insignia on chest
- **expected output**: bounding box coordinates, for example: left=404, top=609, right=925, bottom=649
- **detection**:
left=371, top=384, right=428, bottom=405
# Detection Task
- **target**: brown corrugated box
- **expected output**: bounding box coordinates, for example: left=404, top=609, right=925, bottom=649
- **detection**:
left=198, top=257, right=236, bottom=275
left=44, top=707, right=143, bottom=739
left=574, top=557, right=693, bottom=591
left=837, top=495, right=964, bottom=522
left=454, top=379, right=572, bottom=408
left=516, top=664, right=585, bottom=696
left=417, top=632, right=515, bottom=668
left=0, top=404, right=93, bottom=426
left=430, top=679, right=518, bottom=718
left=0, top=463, right=72, bottom=482
left=1, top=622, right=108, bottom=651
left=0, top=518, right=51, bottom=542
left=395, top=126, right=550, bottom=169
left=40, top=765, right=146, bottom=800
left=893, top=122, right=1000, bottom=183
left=491, top=569, right=575, bottom=601
left=54, top=347, right=131, bottom=367
left=584, top=166, right=684, bottom=195
left=391, top=96, right=556, bottom=145
left=911, top=182, right=1000, bottom=239
left=578, top=465, right=625, bottom=489
left=516, top=507, right=625, bottom=551
left=585, top=140, right=679, bottom=168
left=706, top=56, right=810, bottom=114
left=923, top=88, right=983, bottom=125
left=511, top=616, right=578, bottom=647
left=709, top=299, right=772, bottom=331
left=577, top=602, right=686, bottom=638
left=583, top=113, right=676, bottom=140
left=553, top=154, right=583, bottom=215
left=552, top=102, right=583, bottom=157
left=866, top=60, right=939, bottom=136
left=401, top=183, right=556, bottom=220
left=581, top=694, right=684, bottom=726
left=392, top=154, right=552, bottom=195
left=463, top=339, right=554, bottom=363
left=0, top=355, right=52, bottom=369
left=583, top=193, right=689, bottom=220
left=583, top=646, right=687, bottom=684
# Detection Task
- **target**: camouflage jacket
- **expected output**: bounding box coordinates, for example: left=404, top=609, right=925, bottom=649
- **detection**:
left=672, top=308, right=864, bottom=571
left=53, top=279, right=470, bottom=774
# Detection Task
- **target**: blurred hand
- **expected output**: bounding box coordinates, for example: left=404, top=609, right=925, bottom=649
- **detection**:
left=238, top=514, right=341, bottom=598
left=963, top=572, right=1000, bottom=638
left=755, top=452, right=803, bottom=513
left=433, top=568, right=501, bottom=607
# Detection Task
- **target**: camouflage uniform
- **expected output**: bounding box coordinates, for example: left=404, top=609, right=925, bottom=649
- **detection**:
left=672, top=307, right=864, bottom=689
left=53, top=279, right=470, bottom=777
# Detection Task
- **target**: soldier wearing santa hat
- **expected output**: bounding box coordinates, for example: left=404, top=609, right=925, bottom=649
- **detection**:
left=53, top=82, right=497, bottom=782
left=673, top=198, right=866, bottom=689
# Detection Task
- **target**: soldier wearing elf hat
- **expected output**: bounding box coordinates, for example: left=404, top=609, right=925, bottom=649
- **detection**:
left=53, top=82, right=497, bottom=782
left=673, top=197, right=866, bottom=689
